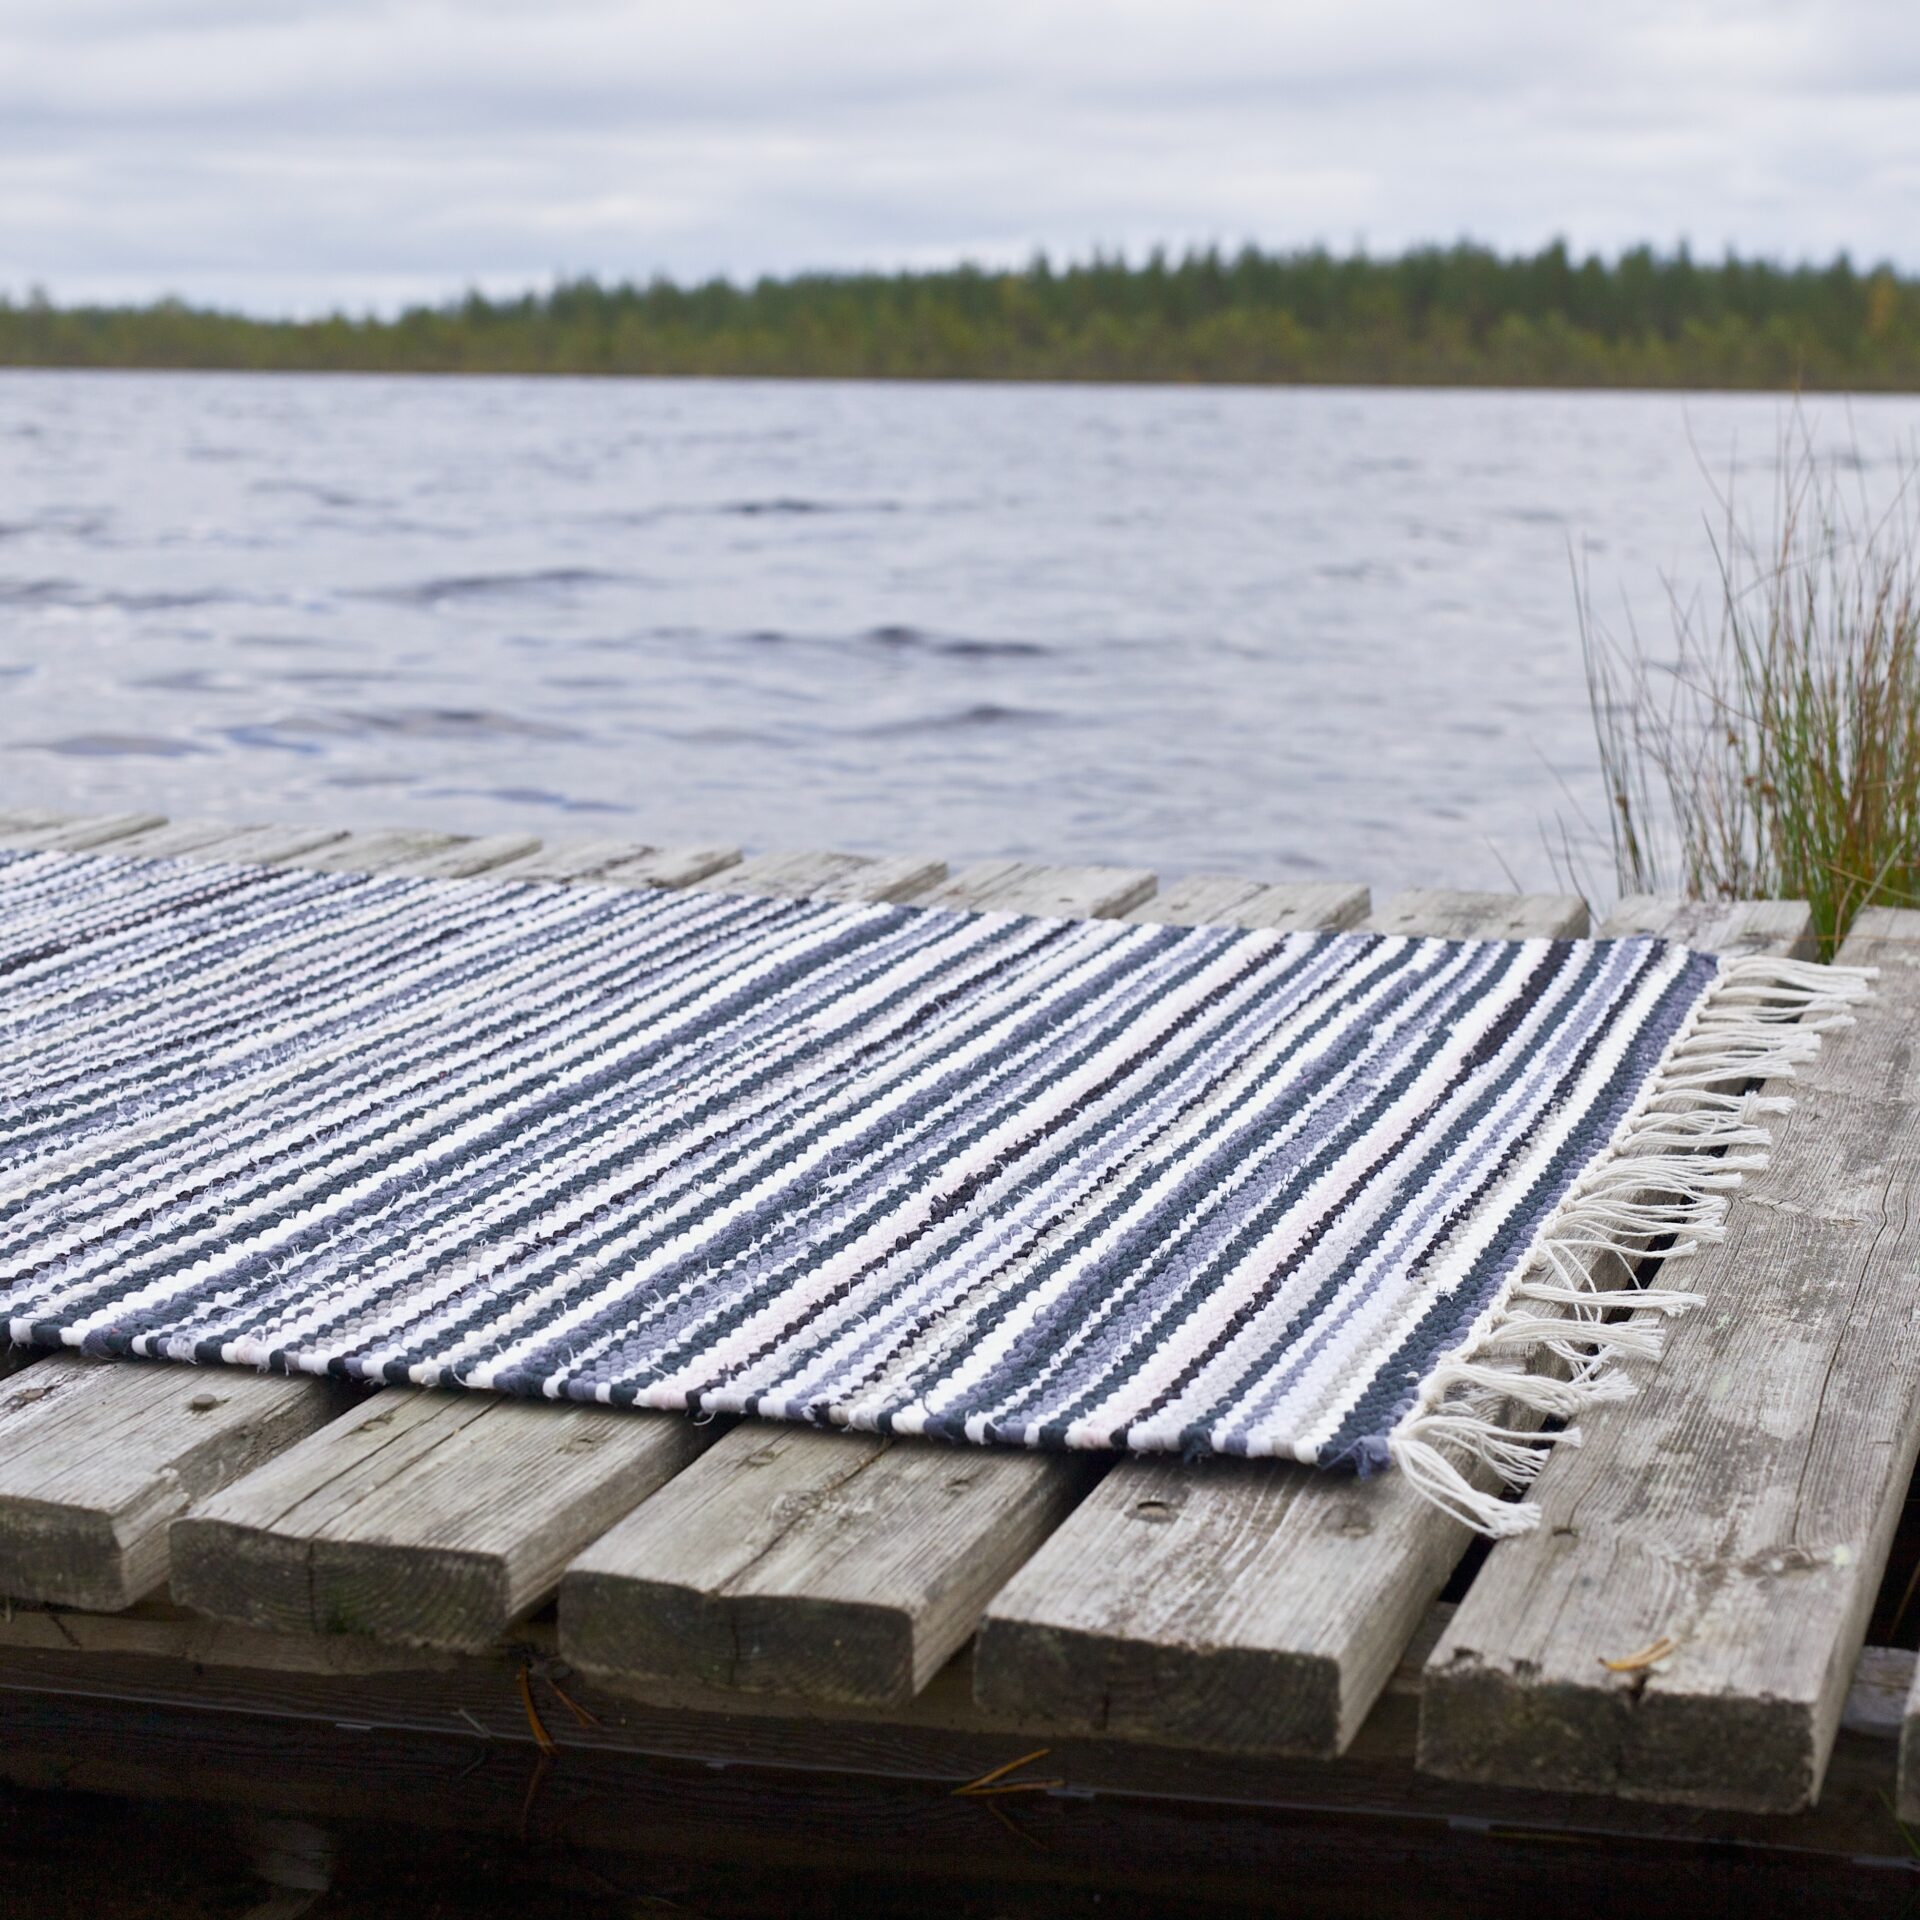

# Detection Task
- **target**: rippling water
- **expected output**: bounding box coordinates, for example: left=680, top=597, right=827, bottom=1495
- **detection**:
left=3, top=371, right=1917, bottom=896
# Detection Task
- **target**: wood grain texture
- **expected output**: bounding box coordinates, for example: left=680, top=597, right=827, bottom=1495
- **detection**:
left=0, top=819, right=405, bottom=1608
left=1129, top=875, right=1371, bottom=930
left=484, top=835, right=741, bottom=888
left=196, top=823, right=357, bottom=864
left=170, top=1390, right=708, bottom=1651
left=0, top=1355, right=343, bottom=1611
left=690, top=848, right=947, bottom=903
left=0, top=815, right=572, bottom=1629
left=282, top=826, right=468, bottom=872
left=0, top=1609, right=1907, bottom=1884
left=970, top=891, right=1699, bottom=1759
left=1607, top=895, right=1818, bottom=958
left=562, top=1424, right=1098, bottom=1701
left=0, top=809, right=78, bottom=837
left=158, top=828, right=768, bottom=1649
left=1369, top=888, right=1591, bottom=941
left=557, top=858, right=1156, bottom=1706
left=914, top=858, right=1156, bottom=918
left=1420, top=907, right=1920, bottom=1813
left=91, top=818, right=268, bottom=858
left=375, top=832, right=545, bottom=878
left=1, top=811, right=169, bottom=852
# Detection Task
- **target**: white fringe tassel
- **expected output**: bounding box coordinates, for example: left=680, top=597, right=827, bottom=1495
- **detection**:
left=1384, top=949, right=1874, bottom=1538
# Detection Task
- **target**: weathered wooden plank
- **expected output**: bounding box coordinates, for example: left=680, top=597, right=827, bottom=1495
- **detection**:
left=2, top=813, right=346, bottom=868
left=64, top=817, right=255, bottom=859
left=914, top=858, right=1156, bottom=918
left=971, top=890, right=1709, bottom=1758
left=158, top=832, right=777, bottom=1650
left=1421, top=906, right=1920, bottom=1813
left=1131, top=874, right=1371, bottom=930
left=191, top=822, right=355, bottom=865
left=0, top=808, right=78, bottom=837
left=0, top=1355, right=345, bottom=1612
left=690, top=848, right=948, bottom=903
left=378, top=831, right=546, bottom=878
left=563, top=1425, right=1097, bottom=1700
left=1607, top=894, right=1818, bottom=957
left=0, top=1598, right=1908, bottom=1893
left=559, top=859, right=1156, bottom=1706
left=486, top=835, right=741, bottom=889
left=1, top=811, right=169, bottom=852
left=0, top=819, right=418, bottom=1605
left=1369, top=888, right=1591, bottom=940
left=170, top=1390, right=708, bottom=1652
left=281, top=826, right=467, bottom=872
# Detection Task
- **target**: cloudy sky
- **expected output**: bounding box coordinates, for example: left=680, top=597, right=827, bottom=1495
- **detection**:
left=4, top=0, right=1918, bottom=315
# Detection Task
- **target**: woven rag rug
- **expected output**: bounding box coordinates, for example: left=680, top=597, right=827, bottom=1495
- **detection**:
left=0, top=848, right=1870, bottom=1533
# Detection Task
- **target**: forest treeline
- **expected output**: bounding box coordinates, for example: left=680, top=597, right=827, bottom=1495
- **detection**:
left=7, top=243, right=1920, bottom=389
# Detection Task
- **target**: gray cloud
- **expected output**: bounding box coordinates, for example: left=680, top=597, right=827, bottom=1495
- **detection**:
left=4, top=0, right=1918, bottom=314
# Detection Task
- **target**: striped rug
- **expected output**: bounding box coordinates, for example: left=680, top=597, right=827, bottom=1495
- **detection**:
left=0, top=848, right=1865, bottom=1531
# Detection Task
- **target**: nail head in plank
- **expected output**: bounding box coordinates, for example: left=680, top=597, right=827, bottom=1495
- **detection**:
left=0, top=1355, right=343, bottom=1612
left=486, top=837, right=741, bottom=889
left=690, top=849, right=948, bottom=903
left=170, top=1390, right=709, bottom=1652
left=914, top=859, right=1156, bottom=919
left=970, top=892, right=1735, bottom=1757
left=1421, top=906, right=1920, bottom=1812
left=558, top=858, right=1150, bottom=1706
left=1131, top=875, right=1370, bottom=931
left=1369, top=889, right=1590, bottom=940
left=562, top=1426, right=1097, bottom=1702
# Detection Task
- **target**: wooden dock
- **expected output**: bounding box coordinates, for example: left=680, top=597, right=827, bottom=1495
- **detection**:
left=0, top=806, right=1918, bottom=1904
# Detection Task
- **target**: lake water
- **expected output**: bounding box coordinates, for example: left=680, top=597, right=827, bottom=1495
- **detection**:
left=2, top=371, right=1916, bottom=898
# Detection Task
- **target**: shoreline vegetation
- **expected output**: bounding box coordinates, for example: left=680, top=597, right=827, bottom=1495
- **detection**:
left=9, top=242, right=1920, bottom=389
left=1580, top=427, right=1920, bottom=955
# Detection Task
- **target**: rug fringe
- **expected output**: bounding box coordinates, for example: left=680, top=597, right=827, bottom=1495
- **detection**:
left=1384, top=948, right=1874, bottom=1538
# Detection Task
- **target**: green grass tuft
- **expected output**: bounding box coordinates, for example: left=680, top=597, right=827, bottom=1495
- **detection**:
left=1580, top=418, right=1920, bottom=957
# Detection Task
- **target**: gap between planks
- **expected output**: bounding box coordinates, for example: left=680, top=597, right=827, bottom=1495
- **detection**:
left=969, top=894, right=1825, bottom=1762
left=966, top=886, right=1633, bottom=1755
left=0, top=812, right=744, bottom=1618
left=4, top=809, right=1730, bottom=1777
left=556, top=875, right=1390, bottom=1705
left=1424, top=904, right=1920, bottom=1815
left=556, top=855, right=1166, bottom=1701
left=165, top=837, right=980, bottom=1651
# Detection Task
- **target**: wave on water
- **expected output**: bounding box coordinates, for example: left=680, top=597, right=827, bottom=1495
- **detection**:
left=251, top=478, right=370, bottom=510
left=26, top=732, right=207, bottom=758
left=352, top=568, right=624, bottom=607
left=858, top=702, right=1057, bottom=736
left=860, top=624, right=1047, bottom=658
left=0, top=578, right=232, bottom=612
left=295, top=706, right=586, bottom=742
left=420, top=784, right=628, bottom=814
left=712, top=497, right=899, bottom=517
